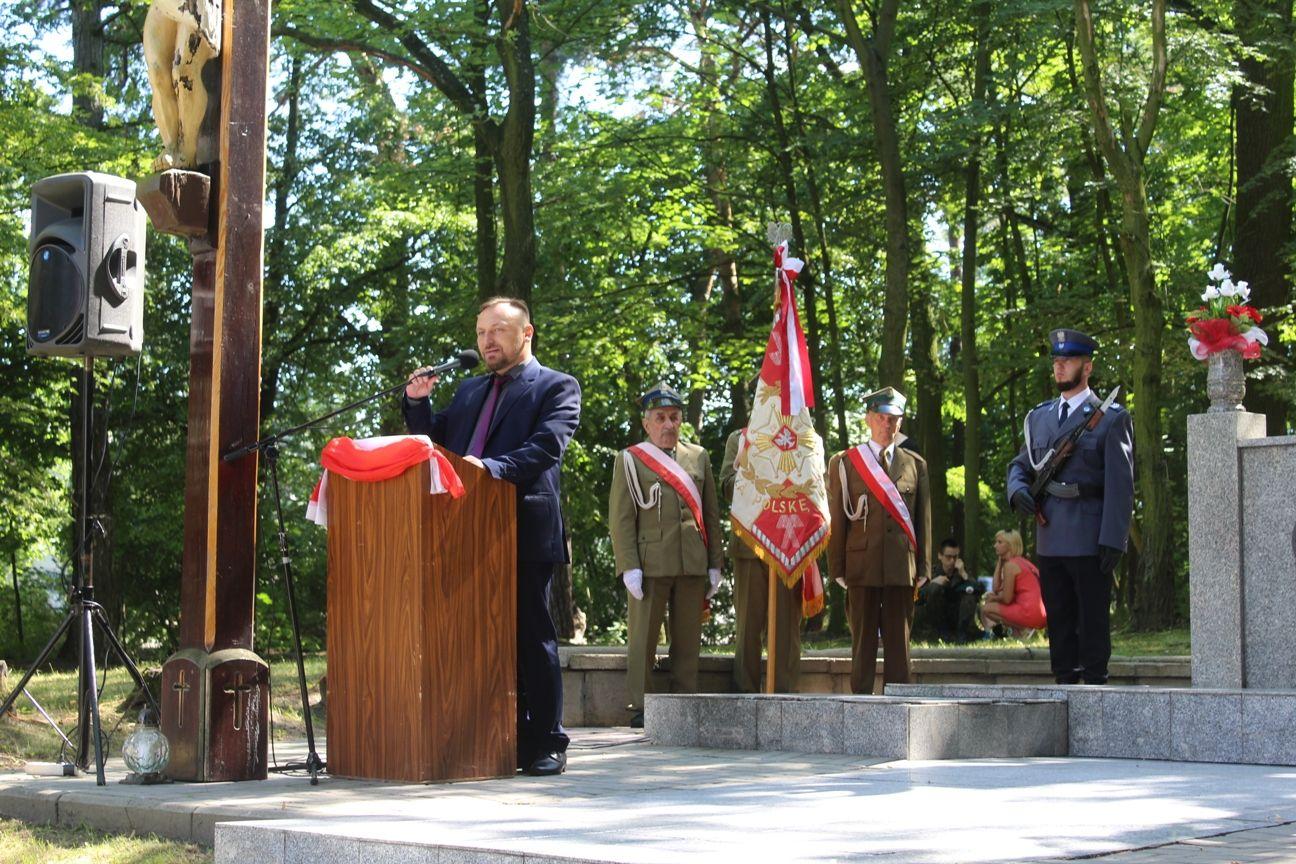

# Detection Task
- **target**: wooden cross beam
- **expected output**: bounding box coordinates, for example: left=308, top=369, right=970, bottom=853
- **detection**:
left=143, top=0, right=273, bottom=782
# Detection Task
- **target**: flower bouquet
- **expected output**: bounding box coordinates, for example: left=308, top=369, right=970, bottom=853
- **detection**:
left=1186, top=263, right=1268, bottom=360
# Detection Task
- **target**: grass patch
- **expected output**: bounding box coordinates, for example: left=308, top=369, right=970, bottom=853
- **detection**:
left=0, top=818, right=211, bottom=863
left=0, top=656, right=327, bottom=771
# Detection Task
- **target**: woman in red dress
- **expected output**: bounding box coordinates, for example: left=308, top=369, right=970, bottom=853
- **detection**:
left=981, top=529, right=1047, bottom=637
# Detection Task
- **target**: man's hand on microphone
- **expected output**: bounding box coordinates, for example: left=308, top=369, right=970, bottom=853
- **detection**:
left=405, top=367, right=439, bottom=400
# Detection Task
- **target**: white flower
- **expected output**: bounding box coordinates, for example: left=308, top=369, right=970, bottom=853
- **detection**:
left=1219, top=278, right=1238, bottom=297
left=1208, top=262, right=1231, bottom=282
left=1187, top=336, right=1209, bottom=360
left=1202, top=286, right=1220, bottom=301
left=1235, top=280, right=1250, bottom=301
left=1242, top=326, right=1268, bottom=346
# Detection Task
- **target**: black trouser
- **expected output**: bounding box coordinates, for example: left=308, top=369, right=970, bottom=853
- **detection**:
left=914, top=580, right=981, bottom=642
left=517, top=561, right=569, bottom=763
left=1037, top=555, right=1111, bottom=684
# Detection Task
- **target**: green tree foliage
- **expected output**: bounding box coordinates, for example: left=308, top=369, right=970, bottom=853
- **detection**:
left=0, top=0, right=1291, bottom=659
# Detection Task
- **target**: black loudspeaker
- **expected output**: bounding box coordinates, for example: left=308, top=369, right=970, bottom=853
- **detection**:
left=28, top=172, right=146, bottom=357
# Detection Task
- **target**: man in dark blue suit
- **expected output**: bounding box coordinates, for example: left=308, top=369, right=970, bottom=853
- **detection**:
left=1007, top=329, right=1134, bottom=685
left=404, top=297, right=581, bottom=776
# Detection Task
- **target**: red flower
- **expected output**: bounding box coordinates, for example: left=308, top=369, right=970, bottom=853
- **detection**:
left=1188, top=317, right=1247, bottom=354
left=1226, top=304, right=1263, bottom=323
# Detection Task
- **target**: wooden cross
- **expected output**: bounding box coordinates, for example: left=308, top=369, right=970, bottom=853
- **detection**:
left=222, top=674, right=253, bottom=731
left=145, top=0, right=274, bottom=781
left=171, top=671, right=191, bottom=727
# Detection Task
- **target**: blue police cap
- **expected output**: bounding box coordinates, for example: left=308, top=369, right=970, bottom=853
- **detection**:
left=864, top=386, right=907, bottom=416
left=641, top=384, right=684, bottom=412
left=1049, top=329, right=1097, bottom=357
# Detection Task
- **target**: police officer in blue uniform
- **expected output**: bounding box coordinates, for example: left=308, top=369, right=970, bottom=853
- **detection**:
left=1006, top=329, right=1134, bottom=684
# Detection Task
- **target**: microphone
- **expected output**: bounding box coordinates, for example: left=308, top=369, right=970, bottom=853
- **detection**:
left=415, top=349, right=480, bottom=379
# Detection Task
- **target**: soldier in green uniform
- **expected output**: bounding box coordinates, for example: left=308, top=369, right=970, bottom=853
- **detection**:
left=609, top=385, right=724, bottom=727
left=827, top=387, right=931, bottom=694
left=721, top=427, right=802, bottom=693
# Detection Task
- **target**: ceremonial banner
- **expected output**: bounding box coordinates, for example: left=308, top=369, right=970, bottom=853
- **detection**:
left=307, top=434, right=464, bottom=527
left=730, top=238, right=829, bottom=616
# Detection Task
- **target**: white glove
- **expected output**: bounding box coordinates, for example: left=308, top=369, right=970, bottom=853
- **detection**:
left=622, top=569, right=644, bottom=600
left=707, top=568, right=722, bottom=600
left=834, top=576, right=847, bottom=590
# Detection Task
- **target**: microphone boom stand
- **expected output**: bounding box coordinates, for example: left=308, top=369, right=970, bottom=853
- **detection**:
left=222, top=368, right=457, bottom=785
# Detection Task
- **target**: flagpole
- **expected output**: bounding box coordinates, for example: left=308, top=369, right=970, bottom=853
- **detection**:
left=765, top=565, right=778, bottom=694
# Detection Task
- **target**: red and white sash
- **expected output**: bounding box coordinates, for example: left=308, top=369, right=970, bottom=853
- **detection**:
left=628, top=441, right=708, bottom=547
left=845, top=444, right=916, bottom=550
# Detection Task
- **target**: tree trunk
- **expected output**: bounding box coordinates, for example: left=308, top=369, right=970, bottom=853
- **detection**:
left=70, top=0, right=105, bottom=128
left=910, top=278, right=950, bottom=540
left=64, top=0, right=115, bottom=664
left=1234, top=0, right=1294, bottom=434
left=261, top=55, right=303, bottom=425
left=959, top=2, right=992, bottom=577
left=761, top=9, right=827, bottom=441
left=493, top=0, right=537, bottom=302
left=1075, top=0, right=1174, bottom=628
left=783, top=9, right=849, bottom=453
left=836, top=0, right=909, bottom=388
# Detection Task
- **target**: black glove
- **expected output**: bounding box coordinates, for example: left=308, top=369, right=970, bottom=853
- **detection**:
left=1011, top=490, right=1037, bottom=517
left=1099, top=545, right=1123, bottom=575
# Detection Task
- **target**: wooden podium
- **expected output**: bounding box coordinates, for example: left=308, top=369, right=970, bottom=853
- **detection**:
left=325, top=449, right=517, bottom=782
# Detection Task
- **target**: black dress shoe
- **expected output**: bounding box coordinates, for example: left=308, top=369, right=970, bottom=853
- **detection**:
left=629, top=711, right=645, bottom=729
left=1055, top=674, right=1080, bottom=685
left=526, top=751, right=567, bottom=776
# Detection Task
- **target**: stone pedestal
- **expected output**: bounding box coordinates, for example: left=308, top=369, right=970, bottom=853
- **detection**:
left=1187, top=412, right=1265, bottom=688
left=161, top=648, right=269, bottom=782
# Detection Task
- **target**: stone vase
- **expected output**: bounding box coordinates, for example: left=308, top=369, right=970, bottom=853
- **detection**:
left=1206, top=349, right=1246, bottom=412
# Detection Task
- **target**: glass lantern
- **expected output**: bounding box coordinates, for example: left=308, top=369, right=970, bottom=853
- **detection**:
left=121, top=706, right=170, bottom=783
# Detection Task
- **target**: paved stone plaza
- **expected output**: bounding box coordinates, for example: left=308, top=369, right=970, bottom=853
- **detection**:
left=4, top=729, right=1296, bottom=862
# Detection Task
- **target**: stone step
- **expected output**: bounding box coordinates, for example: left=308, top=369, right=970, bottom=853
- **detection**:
left=647, top=684, right=1296, bottom=766
left=645, top=693, right=1068, bottom=760
left=886, top=683, right=1296, bottom=766
left=560, top=646, right=1189, bottom=726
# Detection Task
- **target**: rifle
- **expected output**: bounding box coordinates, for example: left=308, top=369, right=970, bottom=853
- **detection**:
left=1028, top=386, right=1121, bottom=526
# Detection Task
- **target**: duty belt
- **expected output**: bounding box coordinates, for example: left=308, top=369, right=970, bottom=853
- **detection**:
left=1044, top=481, right=1103, bottom=499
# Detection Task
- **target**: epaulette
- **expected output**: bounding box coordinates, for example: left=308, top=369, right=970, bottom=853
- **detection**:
left=1029, top=398, right=1054, bottom=413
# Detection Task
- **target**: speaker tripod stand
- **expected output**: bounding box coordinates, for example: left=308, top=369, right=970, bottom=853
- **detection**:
left=0, top=357, right=158, bottom=786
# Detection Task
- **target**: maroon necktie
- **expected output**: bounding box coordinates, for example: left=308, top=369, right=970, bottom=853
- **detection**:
left=467, top=376, right=505, bottom=458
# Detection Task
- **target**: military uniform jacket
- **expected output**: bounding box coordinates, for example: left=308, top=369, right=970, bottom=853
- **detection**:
left=719, top=429, right=758, bottom=561
left=1006, top=395, right=1134, bottom=557
left=609, top=440, right=724, bottom=578
left=826, top=445, right=931, bottom=588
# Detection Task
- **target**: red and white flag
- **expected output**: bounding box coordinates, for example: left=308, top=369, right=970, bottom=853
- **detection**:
left=306, top=434, right=464, bottom=527
left=729, top=234, right=829, bottom=617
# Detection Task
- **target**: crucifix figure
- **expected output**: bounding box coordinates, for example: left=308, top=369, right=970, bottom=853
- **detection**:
left=140, top=0, right=273, bottom=782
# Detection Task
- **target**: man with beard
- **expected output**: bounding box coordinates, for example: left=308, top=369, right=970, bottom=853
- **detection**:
left=1006, top=329, right=1133, bottom=685
left=404, top=297, right=581, bottom=775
